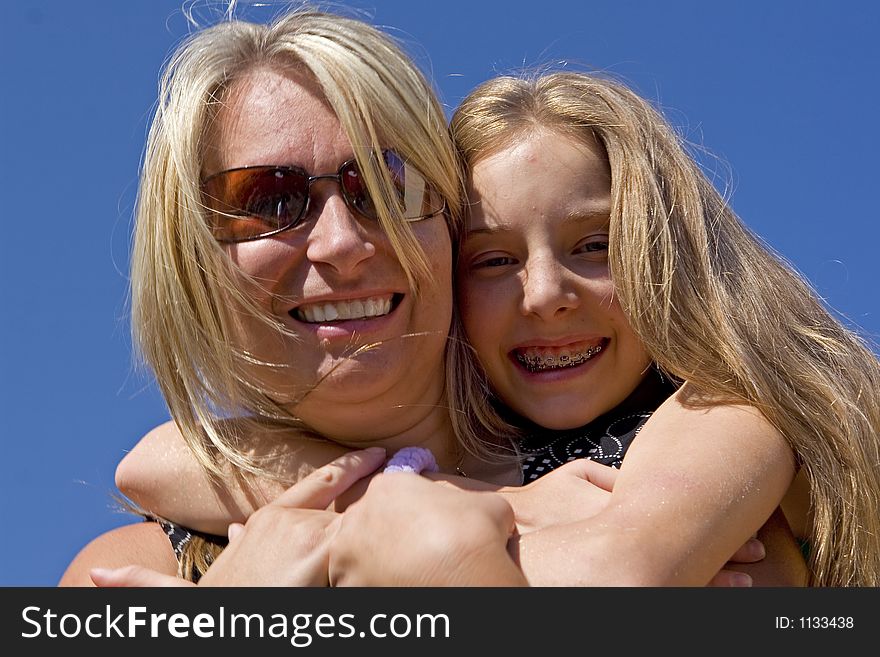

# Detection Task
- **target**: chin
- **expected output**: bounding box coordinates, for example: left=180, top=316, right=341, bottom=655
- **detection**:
left=515, top=402, right=598, bottom=431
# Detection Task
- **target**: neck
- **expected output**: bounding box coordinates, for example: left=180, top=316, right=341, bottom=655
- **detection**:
left=292, top=364, right=459, bottom=468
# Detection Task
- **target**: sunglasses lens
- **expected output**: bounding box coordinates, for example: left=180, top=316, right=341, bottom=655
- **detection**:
left=339, top=160, right=374, bottom=218
left=203, top=168, right=307, bottom=241
left=383, top=150, right=445, bottom=220
left=339, top=151, right=444, bottom=222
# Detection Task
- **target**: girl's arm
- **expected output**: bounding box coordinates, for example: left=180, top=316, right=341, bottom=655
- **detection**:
left=512, top=389, right=797, bottom=585
left=116, top=421, right=350, bottom=534
left=62, top=449, right=387, bottom=587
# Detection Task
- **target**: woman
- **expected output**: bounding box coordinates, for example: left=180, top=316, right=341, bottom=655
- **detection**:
left=58, top=7, right=503, bottom=584
left=60, top=8, right=801, bottom=587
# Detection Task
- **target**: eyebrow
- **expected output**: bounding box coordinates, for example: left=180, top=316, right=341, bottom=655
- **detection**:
left=464, top=208, right=610, bottom=237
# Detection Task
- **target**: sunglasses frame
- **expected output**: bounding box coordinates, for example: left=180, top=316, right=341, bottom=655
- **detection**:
left=201, top=149, right=446, bottom=243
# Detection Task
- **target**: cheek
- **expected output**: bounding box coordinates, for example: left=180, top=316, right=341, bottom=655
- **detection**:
left=607, top=301, right=652, bottom=368
left=412, top=224, right=455, bottom=325
left=456, top=276, right=511, bottom=370
left=226, top=240, right=301, bottom=308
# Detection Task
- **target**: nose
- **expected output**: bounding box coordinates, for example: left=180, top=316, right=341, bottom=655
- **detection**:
left=520, top=254, right=580, bottom=319
left=305, top=180, right=377, bottom=274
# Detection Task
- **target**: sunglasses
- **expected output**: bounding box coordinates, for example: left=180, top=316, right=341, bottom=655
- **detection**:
left=201, top=149, right=445, bottom=243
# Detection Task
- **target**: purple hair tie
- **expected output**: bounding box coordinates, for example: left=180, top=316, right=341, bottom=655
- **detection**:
left=383, top=446, right=439, bottom=474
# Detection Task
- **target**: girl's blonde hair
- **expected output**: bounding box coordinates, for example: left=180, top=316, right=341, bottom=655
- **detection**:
left=131, top=7, right=515, bottom=495
left=450, top=72, right=880, bottom=586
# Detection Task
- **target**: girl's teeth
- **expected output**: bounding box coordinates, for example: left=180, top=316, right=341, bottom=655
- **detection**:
left=515, top=343, right=604, bottom=372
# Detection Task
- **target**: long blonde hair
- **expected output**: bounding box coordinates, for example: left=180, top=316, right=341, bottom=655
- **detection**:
left=131, top=7, right=482, bottom=486
left=451, top=72, right=880, bottom=586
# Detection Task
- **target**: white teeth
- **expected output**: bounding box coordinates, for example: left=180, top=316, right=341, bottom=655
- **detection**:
left=515, top=343, right=605, bottom=372
left=294, top=295, right=395, bottom=323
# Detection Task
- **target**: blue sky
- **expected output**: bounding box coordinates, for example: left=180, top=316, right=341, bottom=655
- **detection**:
left=2, top=0, right=878, bottom=586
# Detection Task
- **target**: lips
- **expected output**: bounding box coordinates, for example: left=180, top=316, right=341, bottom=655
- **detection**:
left=511, top=338, right=609, bottom=373
left=292, top=293, right=402, bottom=323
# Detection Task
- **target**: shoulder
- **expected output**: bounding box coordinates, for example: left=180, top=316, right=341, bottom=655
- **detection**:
left=654, top=384, right=787, bottom=442
left=58, top=521, right=178, bottom=587
left=629, top=383, right=796, bottom=485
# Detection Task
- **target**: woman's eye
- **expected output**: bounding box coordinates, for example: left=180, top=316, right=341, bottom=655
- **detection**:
left=475, top=255, right=517, bottom=268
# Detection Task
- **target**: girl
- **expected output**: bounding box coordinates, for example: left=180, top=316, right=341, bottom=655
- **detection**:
left=328, top=72, right=880, bottom=586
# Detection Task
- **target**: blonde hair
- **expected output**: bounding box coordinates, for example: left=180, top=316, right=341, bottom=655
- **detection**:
left=450, top=72, right=880, bottom=586
left=131, top=7, right=486, bottom=489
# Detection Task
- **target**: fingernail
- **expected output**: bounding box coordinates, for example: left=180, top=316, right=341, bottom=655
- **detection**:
left=731, top=573, right=753, bottom=587
left=749, top=538, right=766, bottom=559
left=227, top=523, right=244, bottom=542
left=89, top=567, right=113, bottom=582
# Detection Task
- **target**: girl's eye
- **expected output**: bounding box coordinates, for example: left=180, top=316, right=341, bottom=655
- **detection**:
left=574, top=238, right=609, bottom=255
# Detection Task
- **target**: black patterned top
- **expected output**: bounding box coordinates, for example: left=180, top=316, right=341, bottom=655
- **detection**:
left=518, top=368, right=678, bottom=481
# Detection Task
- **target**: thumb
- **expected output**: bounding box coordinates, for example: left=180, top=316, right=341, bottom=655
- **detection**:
left=227, top=522, right=245, bottom=543
left=90, top=566, right=195, bottom=588
left=555, top=458, right=619, bottom=492
left=273, top=447, right=387, bottom=510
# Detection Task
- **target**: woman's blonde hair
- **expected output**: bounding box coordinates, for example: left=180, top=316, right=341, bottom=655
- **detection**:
left=130, top=7, right=497, bottom=493
left=450, top=72, right=880, bottom=586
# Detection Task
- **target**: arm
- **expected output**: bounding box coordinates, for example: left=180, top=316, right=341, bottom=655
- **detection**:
left=80, top=449, right=387, bottom=588
left=116, top=420, right=350, bottom=534
left=514, top=392, right=796, bottom=586
left=328, top=457, right=782, bottom=587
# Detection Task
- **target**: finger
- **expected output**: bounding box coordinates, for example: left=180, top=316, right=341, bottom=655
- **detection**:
left=556, top=458, right=619, bottom=492
left=727, top=537, right=766, bottom=564
left=706, top=569, right=753, bottom=587
left=227, top=522, right=245, bottom=543
left=90, top=566, right=195, bottom=588
left=480, top=492, right=518, bottom=536
left=273, top=447, right=386, bottom=510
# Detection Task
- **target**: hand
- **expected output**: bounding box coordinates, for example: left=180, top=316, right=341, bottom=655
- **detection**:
left=329, top=473, right=526, bottom=586
left=706, top=534, right=766, bottom=587
left=498, top=458, right=618, bottom=534
left=90, top=447, right=386, bottom=587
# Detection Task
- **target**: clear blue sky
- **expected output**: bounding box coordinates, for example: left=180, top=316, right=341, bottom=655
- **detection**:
left=2, top=0, right=877, bottom=586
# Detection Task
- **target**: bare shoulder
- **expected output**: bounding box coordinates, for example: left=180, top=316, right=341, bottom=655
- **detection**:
left=58, top=521, right=178, bottom=587
left=621, top=382, right=796, bottom=505
left=649, top=383, right=791, bottom=455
